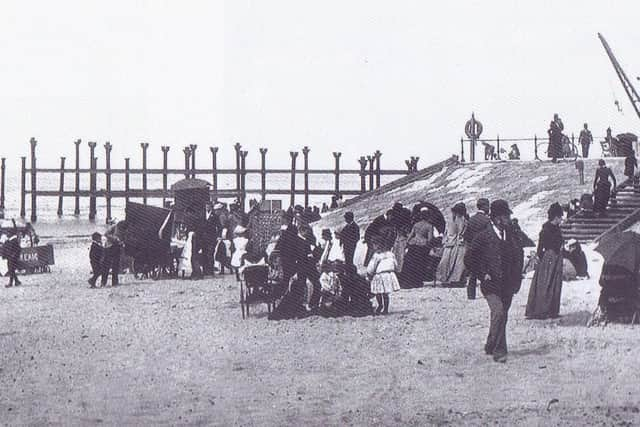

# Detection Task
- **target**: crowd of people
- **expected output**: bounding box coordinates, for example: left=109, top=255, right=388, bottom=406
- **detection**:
left=265, top=194, right=599, bottom=363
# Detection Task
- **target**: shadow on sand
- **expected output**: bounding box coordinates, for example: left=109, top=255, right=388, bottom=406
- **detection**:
left=556, top=310, right=593, bottom=327
left=510, top=343, right=553, bottom=357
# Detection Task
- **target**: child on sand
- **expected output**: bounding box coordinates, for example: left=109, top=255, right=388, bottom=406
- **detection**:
left=88, top=232, right=103, bottom=288
left=366, top=236, right=400, bottom=315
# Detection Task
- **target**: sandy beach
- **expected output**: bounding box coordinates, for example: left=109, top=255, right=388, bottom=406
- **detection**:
left=1, top=237, right=639, bottom=426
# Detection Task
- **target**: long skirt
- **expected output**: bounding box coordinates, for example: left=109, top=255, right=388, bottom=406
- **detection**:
left=593, top=181, right=611, bottom=213
left=435, top=242, right=466, bottom=285
left=525, top=250, right=563, bottom=319
left=393, top=235, right=408, bottom=273
left=401, top=245, right=429, bottom=288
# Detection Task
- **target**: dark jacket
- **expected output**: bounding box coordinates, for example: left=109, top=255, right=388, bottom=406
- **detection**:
left=3, top=235, right=21, bottom=263
left=275, top=225, right=305, bottom=277
left=463, top=211, right=491, bottom=244
left=89, top=241, right=104, bottom=267
left=203, top=212, right=221, bottom=244
left=536, top=222, right=563, bottom=259
left=340, top=221, right=360, bottom=264
left=625, top=155, right=637, bottom=178
left=364, top=214, right=390, bottom=243
left=464, top=225, right=522, bottom=297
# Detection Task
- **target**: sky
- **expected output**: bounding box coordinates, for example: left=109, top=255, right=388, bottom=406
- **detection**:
left=1, top=0, right=640, bottom=172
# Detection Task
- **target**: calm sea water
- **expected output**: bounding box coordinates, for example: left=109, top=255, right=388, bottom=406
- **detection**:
left=2, top=169, right=396, bottom=224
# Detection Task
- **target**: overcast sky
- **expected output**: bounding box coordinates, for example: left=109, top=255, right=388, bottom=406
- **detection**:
left=1, top=0, right=640, bottom=171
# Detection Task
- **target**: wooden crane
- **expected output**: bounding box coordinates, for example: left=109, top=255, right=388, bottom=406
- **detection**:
left=598, top=32, right=640, bottom=121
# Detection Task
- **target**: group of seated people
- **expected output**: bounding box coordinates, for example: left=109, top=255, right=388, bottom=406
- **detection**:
left=249, top=212, right=374, bottom=319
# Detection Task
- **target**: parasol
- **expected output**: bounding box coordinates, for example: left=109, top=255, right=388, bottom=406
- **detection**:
left=412, top=201, right=446, bottom=234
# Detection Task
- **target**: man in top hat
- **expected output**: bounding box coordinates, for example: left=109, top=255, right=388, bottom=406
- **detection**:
left=463, top=198, right=491, bottom=299
left=464, top=199, right=522, bottom=363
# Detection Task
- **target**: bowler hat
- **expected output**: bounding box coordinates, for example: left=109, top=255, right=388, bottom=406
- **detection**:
left=490, top=199, right=512, bottom=217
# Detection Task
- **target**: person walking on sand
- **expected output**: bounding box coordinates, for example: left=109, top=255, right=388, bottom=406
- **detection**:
left=367, top=236, right=400, bottom=315
left=464, top=200, right=522, bottom=363
left=579, top=123, right=593, bottom=158
left=463, top=198, right=491, bottom=299
left=525, top=203, right=564, bottom=319
left=3, top=226, right=22, bottom=288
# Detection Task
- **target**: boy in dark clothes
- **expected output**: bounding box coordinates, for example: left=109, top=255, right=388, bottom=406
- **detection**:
left=3, top=230, right=22, bottom=288
left=88, top=232, right=103, bottom=288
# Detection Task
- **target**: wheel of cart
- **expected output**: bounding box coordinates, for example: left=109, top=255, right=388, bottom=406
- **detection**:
left=536, top=139, right=579, bottom=161
left=239, top=264, right=276, bottom=319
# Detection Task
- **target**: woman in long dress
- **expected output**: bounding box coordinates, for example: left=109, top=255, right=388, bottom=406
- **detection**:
left=401, top=209, right=434, bottom=288
left=526, top=202, right=564, bottom=319
left=435, top=202, right=468, bottom=286
left=593, top=159, right=617, bottom=216
left=391, top=210, right=411, bottom=283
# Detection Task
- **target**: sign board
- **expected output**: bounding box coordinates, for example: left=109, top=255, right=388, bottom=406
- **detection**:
left=18, top=244, right=55, bottom=272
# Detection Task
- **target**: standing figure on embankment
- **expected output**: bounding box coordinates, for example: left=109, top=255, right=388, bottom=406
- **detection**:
left=547, top=113, right=564, bottom=163
left=593, top=159, right=617, bottom=217
left=579, top=123, right=593, bottom=158
left=624, top=150, right=637, bottom=185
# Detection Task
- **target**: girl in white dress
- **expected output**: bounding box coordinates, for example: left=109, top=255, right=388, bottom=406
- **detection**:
left=366, top=236, right=400, bottom=315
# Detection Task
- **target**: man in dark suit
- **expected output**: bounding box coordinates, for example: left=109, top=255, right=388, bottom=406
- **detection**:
left=463, top=198, right=491, bottom=299
left=202, top=202, right=221, bottom=276
left=275, top=212, right=303, bottom=287
left=464, top=199, right=522, bottom=363
left=340, top=212, right=360, bottom=267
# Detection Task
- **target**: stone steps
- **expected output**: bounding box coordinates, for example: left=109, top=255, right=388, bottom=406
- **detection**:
left=561, top=182, right=640, bottom=243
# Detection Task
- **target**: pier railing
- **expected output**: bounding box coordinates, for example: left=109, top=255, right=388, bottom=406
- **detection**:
left=10, top=138, right=423, bottom=223
left=459, top=134, right=613, bottom=162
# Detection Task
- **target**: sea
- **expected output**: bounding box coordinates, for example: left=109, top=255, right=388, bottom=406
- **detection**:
left=1, top=169, right=397, bottom=225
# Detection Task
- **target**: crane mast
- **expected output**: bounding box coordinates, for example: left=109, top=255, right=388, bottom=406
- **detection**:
left=598, top=32, right=640, bottom=121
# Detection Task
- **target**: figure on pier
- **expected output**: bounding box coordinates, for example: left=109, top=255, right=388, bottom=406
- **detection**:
left=547, top=113, right=564, bottom=162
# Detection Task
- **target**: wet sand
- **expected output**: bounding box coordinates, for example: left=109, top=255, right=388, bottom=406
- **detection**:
left=1, top=241, right=640, bottom=426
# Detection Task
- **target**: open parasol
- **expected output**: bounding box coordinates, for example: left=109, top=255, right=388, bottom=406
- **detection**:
left=412, top=201, right=446, bottom=234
